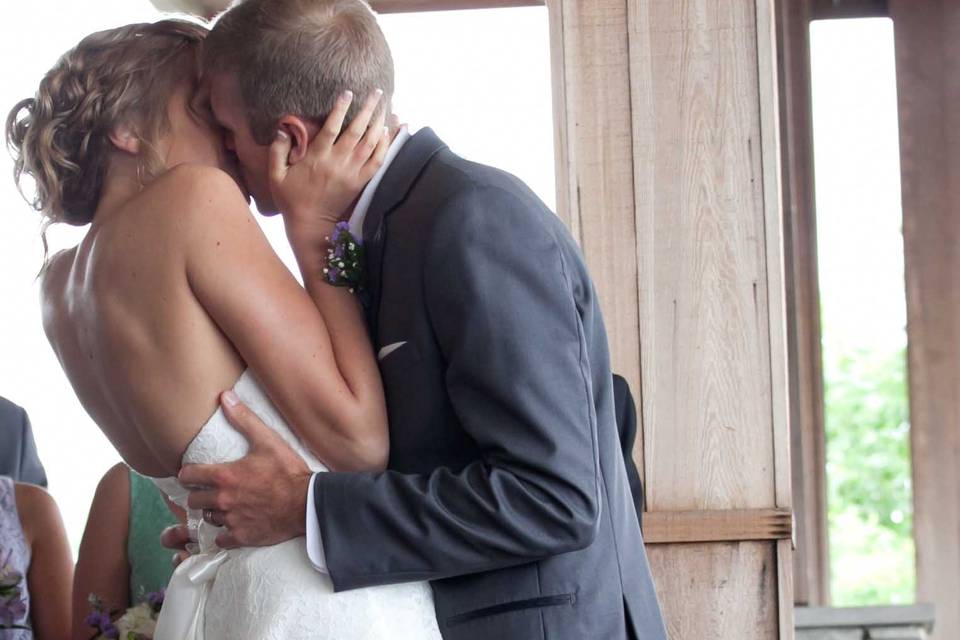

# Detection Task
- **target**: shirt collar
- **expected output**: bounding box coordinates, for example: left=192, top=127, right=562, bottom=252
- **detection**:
left=347, top=125, right=411, bottom=241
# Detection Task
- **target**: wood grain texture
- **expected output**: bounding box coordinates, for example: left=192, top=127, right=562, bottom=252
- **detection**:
left=624, top=0, right=792, bottom=636
left=629, top=0, right=776, bottom=512
left=548, top=0, right=644, bottom=467
left=890, top=2, right=960, bottom=639
left=775, top=0, right=828, bottom=608
left=643, top=508, right=792, bottom=544
left=648, top=542, right=779, bottom=640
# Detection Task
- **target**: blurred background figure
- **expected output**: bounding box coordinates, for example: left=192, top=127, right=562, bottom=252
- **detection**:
left=0, top=397, right=47, bottom=487
left=0, top=475, right=72, bottom=638
left=71, top=463, right=184, bottom=640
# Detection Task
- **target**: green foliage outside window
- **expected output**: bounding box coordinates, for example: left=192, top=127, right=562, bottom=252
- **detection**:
left=824, top=344, right=915, bottom=605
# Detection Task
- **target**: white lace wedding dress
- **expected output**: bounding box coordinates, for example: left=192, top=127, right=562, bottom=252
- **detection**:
left=149, top=369, right=442, bottom=639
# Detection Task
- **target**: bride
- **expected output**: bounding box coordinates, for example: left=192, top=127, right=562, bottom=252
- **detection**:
left=7, top=19, right=441, bottom=639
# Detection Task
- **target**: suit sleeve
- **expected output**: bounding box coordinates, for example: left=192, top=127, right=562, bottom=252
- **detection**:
left=314, top=185, right=602, bottom=591
left=18, top=407, right=48, bottom=488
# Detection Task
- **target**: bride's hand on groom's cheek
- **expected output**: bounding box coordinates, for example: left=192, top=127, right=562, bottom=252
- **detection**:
left=177, top=390, right=314, bottom=550
left=269, top=89, right=391, bottom=232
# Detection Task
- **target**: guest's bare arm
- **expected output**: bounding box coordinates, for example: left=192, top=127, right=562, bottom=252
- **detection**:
left=71, top=463, right=130, bottom=640
left=17, top=483, right=73, bottom=640
left=176, top=164, right=387, bottom=472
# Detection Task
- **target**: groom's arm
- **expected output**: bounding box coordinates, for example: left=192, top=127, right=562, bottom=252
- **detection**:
left=315, top=184, right=603, bottom=590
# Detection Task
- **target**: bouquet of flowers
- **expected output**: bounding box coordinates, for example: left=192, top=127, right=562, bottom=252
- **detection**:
left=0, top=550, right=29, bottom=631
left=86, top=590, right=164, bottom=640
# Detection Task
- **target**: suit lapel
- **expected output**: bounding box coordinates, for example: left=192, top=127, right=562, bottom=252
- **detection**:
left=362, top=128, right=448, bottom=338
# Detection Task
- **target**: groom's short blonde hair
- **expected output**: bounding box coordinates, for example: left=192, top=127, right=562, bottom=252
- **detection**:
left=202, top=0, right=394, bottom=145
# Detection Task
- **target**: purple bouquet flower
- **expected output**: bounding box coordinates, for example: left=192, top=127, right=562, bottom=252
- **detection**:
left=0, top=549, right=29, bottom=630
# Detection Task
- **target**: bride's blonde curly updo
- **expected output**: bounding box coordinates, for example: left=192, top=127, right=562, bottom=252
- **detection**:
left=5, top=20, right=208, bottom=235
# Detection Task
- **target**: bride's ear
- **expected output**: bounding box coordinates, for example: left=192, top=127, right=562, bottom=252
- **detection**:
left=275, top=115, right=310, bottom=164
left=108, top=122, right=141, bottom=155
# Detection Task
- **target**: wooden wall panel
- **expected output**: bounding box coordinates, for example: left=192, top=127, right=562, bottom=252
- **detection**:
left=623, top=0, right=791, bottom=636
left=647, top=542, right=779, bottom=640
left=629, top=0, right=775, bottom=513
left=890, top=2, right=960, bottom=638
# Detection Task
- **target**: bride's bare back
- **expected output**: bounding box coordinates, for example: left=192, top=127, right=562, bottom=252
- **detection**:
left=42, top=167, right=250, bottom=477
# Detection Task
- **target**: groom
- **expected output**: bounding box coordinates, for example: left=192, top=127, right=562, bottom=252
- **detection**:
left=170, top=0, right=667, bottom=637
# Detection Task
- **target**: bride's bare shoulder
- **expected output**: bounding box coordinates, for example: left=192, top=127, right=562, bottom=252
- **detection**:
left=38, top=246, right=76, bottom=316
left=37, top=248, right=81, bottom=354
left=147, top=164, right=249, bottom=215
left=146, top=165, right=270, bottom=267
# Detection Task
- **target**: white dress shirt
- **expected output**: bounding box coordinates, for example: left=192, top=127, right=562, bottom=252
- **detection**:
left=304, top=126, right=411, bottom=573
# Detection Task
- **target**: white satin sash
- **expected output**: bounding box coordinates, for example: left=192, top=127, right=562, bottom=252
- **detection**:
left=150, top=479, right=228, bottom=640
left=153, top=547, right=229, bottom=640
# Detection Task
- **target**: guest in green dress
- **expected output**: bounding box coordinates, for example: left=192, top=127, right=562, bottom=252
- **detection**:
left=71, top=463, right=182, bottom=640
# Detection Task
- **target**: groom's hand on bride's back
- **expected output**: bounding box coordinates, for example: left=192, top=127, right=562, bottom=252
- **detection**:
left=177, top=390, right=313, bottom=549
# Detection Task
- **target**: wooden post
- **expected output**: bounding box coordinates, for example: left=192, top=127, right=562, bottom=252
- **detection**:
left=776, top=0, right=830, bottom=607
left=890, top=2, right=960, bottom=638
left=549, top=0, right=794, bottom=637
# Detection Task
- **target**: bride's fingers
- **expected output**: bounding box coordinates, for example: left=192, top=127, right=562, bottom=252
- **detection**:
left=337, top=89, right=383, bottom=149
left=355, top=107, right=387, bottom=160
left=359, top=126, right=390, bottom=184
left=313, top=90, right=355, bottom=153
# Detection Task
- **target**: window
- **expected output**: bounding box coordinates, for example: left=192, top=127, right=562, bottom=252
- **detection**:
left=809, top=17, right=914, bottom=605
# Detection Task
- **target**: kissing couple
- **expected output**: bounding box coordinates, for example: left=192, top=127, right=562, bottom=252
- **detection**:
left=9, top=0, right=667, bottom=638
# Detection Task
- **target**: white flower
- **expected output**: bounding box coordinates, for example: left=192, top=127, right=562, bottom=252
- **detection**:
left=114, top=603, right=157, bottom=637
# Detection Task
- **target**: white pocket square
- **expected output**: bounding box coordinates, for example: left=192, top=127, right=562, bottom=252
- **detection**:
left=377, top=341, right=408, bottom=362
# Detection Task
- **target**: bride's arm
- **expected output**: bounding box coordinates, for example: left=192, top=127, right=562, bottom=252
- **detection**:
left=179, top=164, right=387, bottom=472
left=268, top=91, right=391, bottom=418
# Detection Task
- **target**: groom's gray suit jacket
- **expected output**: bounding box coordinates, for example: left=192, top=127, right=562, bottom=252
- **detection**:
left=313, top=129, right=667, bottom=639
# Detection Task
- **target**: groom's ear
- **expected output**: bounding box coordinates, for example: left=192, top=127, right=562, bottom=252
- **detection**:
left=275, top=115, right=311, bottom=164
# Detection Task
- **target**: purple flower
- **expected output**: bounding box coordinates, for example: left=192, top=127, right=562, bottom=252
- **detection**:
left=332, top=221, right=350, bottom=243
left=0, top=593, right=27, bottom=626
left=84, top=610, right=108, bottom=628
left=146, top=589, right=165, bottom=612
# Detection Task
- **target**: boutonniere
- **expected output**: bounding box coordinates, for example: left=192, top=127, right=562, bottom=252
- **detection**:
left=323, top=221, right=364, bottom=293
